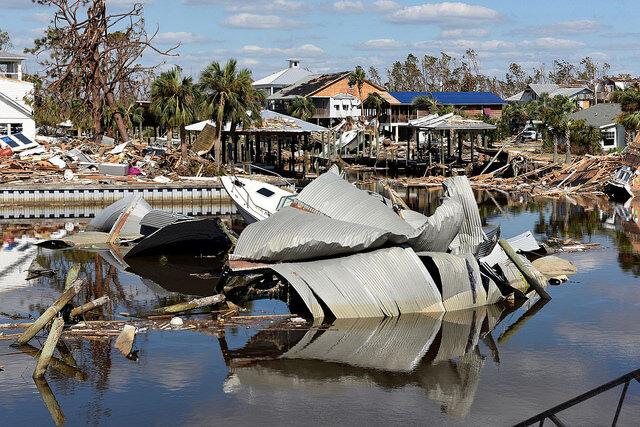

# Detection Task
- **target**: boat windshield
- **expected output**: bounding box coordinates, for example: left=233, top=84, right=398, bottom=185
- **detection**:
left=276, top=195, right=296, bottom=210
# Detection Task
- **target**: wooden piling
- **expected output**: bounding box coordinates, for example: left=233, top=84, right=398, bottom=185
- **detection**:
left=33, top=317, right=65, bottom=379
left=153, top=294, right=225, bottom=315
left=70, top=296, right=110, bottom=318
left=16, top=279, right=85, bottom=345
left=499, top=239, right=551, bottom=300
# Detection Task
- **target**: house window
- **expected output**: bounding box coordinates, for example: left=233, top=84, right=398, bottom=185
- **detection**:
left=602, top=130, right=615, bottom=147
left=10, top=123, right=23, bottom=134
left=343, top=104, right=349, bottom=110
left=334, top=105, right=340, bottom=111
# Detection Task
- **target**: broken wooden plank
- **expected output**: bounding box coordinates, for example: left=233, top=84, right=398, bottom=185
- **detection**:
left=64, top=265, right=80, bottom=291
left=15, top=279, right=85, bottom=345
left=114, top=325, right=136, bottom=357
left=33, top=317, right=65, bottom=379
left=152, top=294, right=226, bottom=315
left=70, top=296, right=110, bottom=318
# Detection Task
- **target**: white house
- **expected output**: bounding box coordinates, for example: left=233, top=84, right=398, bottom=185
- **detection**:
left=328, top=93, right=361, bottom=119
left=0, top=52, right=35, bottom=141
left=570, top=103, right=626, bottom=151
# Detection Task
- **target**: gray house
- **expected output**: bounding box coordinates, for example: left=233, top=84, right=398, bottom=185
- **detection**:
left=570, top=103, right=626, bottom=151
left=506, top=83, right=594, bottom=109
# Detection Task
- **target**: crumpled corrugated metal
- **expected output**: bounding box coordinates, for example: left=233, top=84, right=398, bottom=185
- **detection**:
left=271, top=246, right=445, bottom=320
left=443, top=176, right=486, bottom=254
left=293, top=171, right=416, bottom=239
left=231, top=206, right=397, bottom=262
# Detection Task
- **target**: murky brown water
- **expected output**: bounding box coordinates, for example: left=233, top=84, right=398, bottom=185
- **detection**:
left=1, top=192, right=639, bottom=426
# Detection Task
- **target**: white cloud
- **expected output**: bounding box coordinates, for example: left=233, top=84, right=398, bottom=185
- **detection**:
left=155, top=32, right=212, bottom=45
left=440, top=28, right=489, bottom=38
left=227, top=0, right=307, bottom=14
left=241, top=43, right=324, bottom=57
left=372, top=0, right=400, bottom=11
left=238, top=58, right=260, bottom=66
left=224, top=13, right=301, bottom=29
left=361, top=38, right=405, bottom=49
left=388, top=2, right=500, bottom=24
left=333, top=1, right=365, bottom=13
left=511, top=20, right=602, bottom=37
left=523, top=37, right=585, bottom=50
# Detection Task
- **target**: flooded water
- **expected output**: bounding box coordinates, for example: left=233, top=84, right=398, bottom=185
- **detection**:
left=1, top=192, right=639, bottom=426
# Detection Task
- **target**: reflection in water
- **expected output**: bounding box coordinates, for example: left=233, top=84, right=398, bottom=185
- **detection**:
left=2, top=196, right=640, bottom=425
left=221, top=305, right=508, bottom=418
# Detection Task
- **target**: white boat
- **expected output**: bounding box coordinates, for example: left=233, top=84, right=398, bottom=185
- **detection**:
left=221, top=176, right=296, bottom=224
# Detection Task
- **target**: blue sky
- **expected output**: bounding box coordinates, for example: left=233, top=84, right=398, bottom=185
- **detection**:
left=1, top=0, right=639, bottom=83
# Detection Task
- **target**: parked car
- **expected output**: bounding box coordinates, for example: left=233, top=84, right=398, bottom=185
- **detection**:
left=519, top=130, right=539, bottom=142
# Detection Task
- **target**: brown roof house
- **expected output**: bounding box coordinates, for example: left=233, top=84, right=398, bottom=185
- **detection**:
left=268, top=71, right=398, bottom=127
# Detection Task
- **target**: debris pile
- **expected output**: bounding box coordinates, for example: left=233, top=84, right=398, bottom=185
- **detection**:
left=0, top=135, right=221, bottom=185
left=228, top=167, right=569, bottom=320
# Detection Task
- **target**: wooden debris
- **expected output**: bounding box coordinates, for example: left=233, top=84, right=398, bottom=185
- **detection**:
left=33, top=317, right=65, bottom=379
left=499, top=239, right=551, bottom=300
left=114, top=325, right=136, bottom=357
left=15, top=279, right=85, bottom=345
left=152, top=294, right=225, bottom=315
left=64, top=265, right=80, bottom=291
left=70, top=296, right=110, bottom=318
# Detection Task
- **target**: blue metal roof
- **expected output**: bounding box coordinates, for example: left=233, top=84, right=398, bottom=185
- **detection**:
left=389, top=91, right=505, bottom=105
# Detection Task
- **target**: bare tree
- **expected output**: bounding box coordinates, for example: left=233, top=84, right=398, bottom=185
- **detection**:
left=27, top=0, right=177, bottom=143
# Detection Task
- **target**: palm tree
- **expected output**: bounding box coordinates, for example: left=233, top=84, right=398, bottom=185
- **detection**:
left=348, top=66, right=367, bottom=117
left=288, top=97, right=316, bottom=121
left=613, top=87, right=640, bottom=133
left=536, top=94, right=576, bottom=162
left=364, top=92, right=385, bottom=154
left=121, top=102, right=144, bottom=139
left=412, top=94, right=453, bottom=116
left=151, top=66, right=198, bottom=159
left=199, top=59, right=255, bottom=167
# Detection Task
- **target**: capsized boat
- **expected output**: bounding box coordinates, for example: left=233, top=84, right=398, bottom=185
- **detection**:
left=221, top=176, right=296, bottom=224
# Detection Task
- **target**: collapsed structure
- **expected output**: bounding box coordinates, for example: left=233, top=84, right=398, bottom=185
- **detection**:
left=229, top=167, right=548, bottom=320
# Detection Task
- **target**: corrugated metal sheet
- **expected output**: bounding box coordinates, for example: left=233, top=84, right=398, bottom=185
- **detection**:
left=408, top=197, right=464, bottom=252
left=480, top=230, right=540, bottom=266
left=87, top=195, right=132, bottom=232
left=271, top=246, right=445, bottom=319
left=140, top=210, right=191, bottom=230
left=294, top=172, right=416, bottom=239
left=418, top=252, right=489, bottom=311
left=108, top=196, right=152, bottom=238
left=281, top=314, right=443, bottom=372
left=497, top=259, right=528, bottom=293
left=443, top=176, right=486, bottom=254
left=231, top=207, right=394, bottom=262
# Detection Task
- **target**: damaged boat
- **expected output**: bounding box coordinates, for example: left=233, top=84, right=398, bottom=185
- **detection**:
left=221, top=175, right=296, bottom=224
left=228, top=168, right=556, bottom=320
left=38, top=195, right=233, bottom=258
